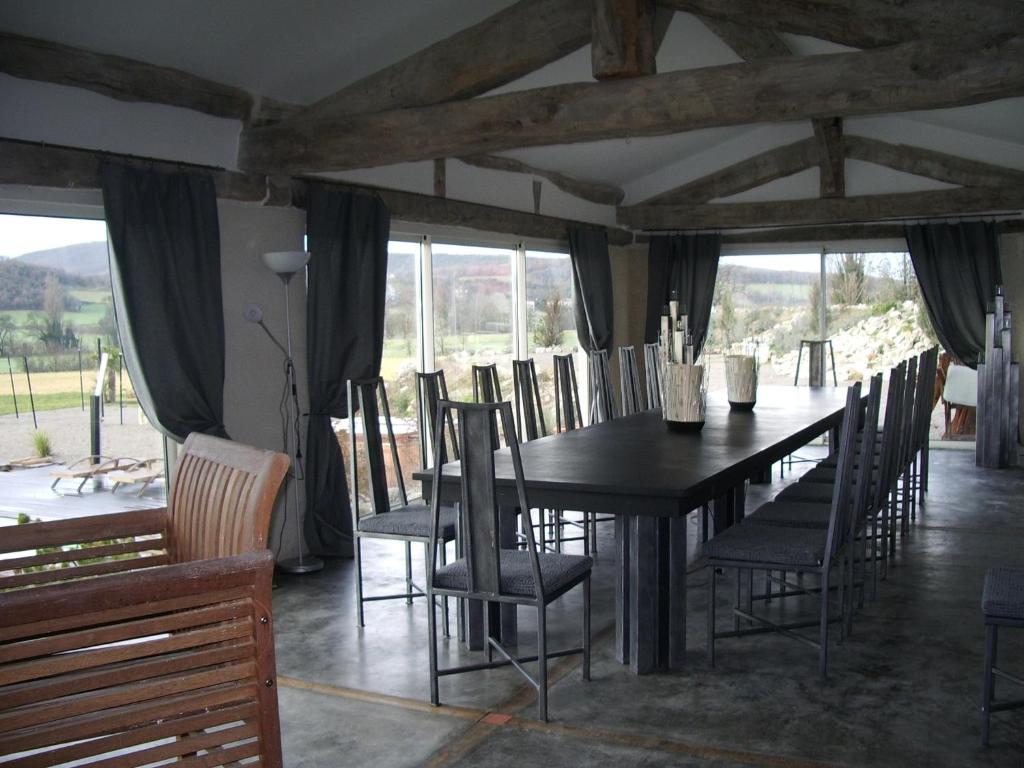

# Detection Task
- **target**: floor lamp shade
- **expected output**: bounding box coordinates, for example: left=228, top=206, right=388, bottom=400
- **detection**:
left=262, top=250, right=310, bottom=276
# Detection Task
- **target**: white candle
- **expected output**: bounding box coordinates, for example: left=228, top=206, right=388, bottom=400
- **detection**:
left=669, top=300, right=679, bottom=322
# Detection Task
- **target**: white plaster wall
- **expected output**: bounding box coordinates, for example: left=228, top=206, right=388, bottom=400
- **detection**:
left=217, top=201, right=309, bottom=561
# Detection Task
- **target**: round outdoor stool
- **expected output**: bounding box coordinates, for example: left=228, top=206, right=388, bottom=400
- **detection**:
left=980, top=565, right=1024, bottom=747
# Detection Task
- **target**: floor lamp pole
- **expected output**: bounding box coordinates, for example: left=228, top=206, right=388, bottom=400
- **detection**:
left=276, top=272, right=324, bottom=575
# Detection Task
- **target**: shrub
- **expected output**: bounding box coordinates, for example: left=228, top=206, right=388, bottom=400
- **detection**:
left=31, top=430, right=52, bottom=458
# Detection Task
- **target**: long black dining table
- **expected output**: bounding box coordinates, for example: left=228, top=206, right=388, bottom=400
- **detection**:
left=416, top=385, right=851, bottom=675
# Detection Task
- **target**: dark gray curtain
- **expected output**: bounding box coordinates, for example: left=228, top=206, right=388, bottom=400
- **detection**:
left=644, top=234, right=721, bottom=357
left=905, top=222, right=1001, bottom=368
left=305, top=184, right=390, bottom=558
left=568, top=227, right=614, bottom=353
left=101, top=161, right=227, bottom=441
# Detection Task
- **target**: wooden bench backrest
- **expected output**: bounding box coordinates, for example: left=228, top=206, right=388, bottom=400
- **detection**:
left=169, top=433, right=290, bottom=562
left=0, top=550, right=282, bottom=767
left=0, top=434, right=289, bottom=591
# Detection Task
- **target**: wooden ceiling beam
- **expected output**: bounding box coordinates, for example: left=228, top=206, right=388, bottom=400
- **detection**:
left=238, top=33, right=1024, bottom=174
left=0, top=31, right=298, bottom=124
left=457, top=154, right=625, bottom=205
left=618, top=186, right=1024, bottom=229
left=696, top=15, right=791, bottom=59
left=592, top=0, right=657, bottom=79
left=656, top=0, right=1024, bottom=49
left=640, top=137, right=821, bottom=204
left=297, top=0, right=591, bottom=121
left=813, top=117, right=845, bottom=197
left=719, top=219, right=1024, bottom=245
left=844, top=136, right=1024, bottom=188
left=0, top=138, right=633, bottom=245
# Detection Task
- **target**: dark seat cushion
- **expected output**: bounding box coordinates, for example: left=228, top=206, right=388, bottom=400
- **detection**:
left=800, top=465, right=838, bottom=483
left=433, top=550, right=592, bottom=598
left=746, top=500, right=832, bottom=529
left=358, top=502, right=457, bottom=540
left=982, top=566, right=1024, bottom=620
left=776, top=482, right=836, bottom=504
left=704, top=523, right=827, bottom=567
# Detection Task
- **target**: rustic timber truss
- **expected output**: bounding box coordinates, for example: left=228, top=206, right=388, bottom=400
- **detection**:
left=1, top=0, right=1023, bottom=240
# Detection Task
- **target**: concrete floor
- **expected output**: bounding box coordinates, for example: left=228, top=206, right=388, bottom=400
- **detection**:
left=271, top=448, right=1024, bottom=767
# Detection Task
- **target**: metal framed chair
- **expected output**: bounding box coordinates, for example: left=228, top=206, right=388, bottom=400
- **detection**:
left=553, top=353, right=584, bottom=433
left=553, top=353, right=613, bottom=553
left=643, top=342, right=662, bottom=410
left=349, top=377, right=455, bottom=635
left=472, top=362, right=513, bottom=446
left=980, top=566, right=1024, bottom=747
left=705, top=382, right=863, bottom=679
left=588, top=349, right=617, bottom=424
left=515, top=357, right=587, bottom=555
left=415, top=369, right=460, bottom=470
left=425, top=400, right=591, bottom=722
left=618, top=345, right=644, bottom=416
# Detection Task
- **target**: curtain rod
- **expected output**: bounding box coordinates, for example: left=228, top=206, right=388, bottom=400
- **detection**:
left=644, top=211, right=1023, bottom=236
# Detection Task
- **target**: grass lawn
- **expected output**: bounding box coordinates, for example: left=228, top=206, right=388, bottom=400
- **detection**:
left=1, top=369, right=139, bottom=416
left=0, top=393, right=140, bottom=417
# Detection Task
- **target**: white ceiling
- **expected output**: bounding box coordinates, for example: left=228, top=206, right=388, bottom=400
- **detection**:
left=0, top=1, right=1022, bottom=224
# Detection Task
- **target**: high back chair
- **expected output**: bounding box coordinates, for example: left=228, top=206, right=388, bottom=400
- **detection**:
left=618, top=345, right=644, bottom=416
left=553, top=353, right=584, bottom=433
left=643, top=342, right=663, bottom=410
left=425, top=400, right=592, bottom=722
left=1, top=432, right=290, bottom=590
left=512, top=358, right=548, bottom=441
left=588, top=348, right=618, bottom=424
left=705, top=382, right=863, bottom=678
left=416, top=369, right=460, bottom=470
left=348, top=378, right=455, bottom=635
left=472, top=362, right=512, bottom=446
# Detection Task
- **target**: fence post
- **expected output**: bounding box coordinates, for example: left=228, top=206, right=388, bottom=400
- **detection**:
left=6, top=356, right=18, bottom=419
left=79, top=344, right=85, bottom=411
left=23, top=356, right=37, bottom=430
left=119, top=353, right=124, bottom=425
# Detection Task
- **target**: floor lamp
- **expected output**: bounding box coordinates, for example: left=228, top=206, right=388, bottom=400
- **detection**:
left=260, top=250, right=323, bottom=574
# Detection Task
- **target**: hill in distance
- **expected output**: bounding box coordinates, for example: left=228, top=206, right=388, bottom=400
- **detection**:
left=14, top=241, right=109, bottom=277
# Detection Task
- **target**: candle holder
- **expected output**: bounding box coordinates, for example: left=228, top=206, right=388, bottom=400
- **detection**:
left=725, top=354, right=758, bottom=411
left=662, top=362, right=706, bottom=432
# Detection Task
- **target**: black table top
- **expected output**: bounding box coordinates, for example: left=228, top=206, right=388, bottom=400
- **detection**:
left=415, top=385, right=848, bottom=509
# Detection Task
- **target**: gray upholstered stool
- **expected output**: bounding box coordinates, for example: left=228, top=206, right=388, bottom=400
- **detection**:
left=981, top=565, right=1024, bottom=747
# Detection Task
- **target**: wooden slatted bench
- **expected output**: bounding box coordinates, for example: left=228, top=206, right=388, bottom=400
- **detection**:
left=0, top=551, right=282, bottom=767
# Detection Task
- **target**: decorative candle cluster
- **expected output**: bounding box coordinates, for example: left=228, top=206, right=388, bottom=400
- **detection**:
left=660, top=291, right=695, bottom=365
left=659, top=291, right=706, bottom=431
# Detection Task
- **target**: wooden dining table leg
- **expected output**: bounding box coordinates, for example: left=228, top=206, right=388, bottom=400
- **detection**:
left=668, top=512, right=688, bottom=670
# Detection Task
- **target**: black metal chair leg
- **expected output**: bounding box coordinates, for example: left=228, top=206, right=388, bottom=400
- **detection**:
left=981, top=623, right=997, bottom=748
left=537, top=605, right=548, bottom=722
left=435, top=542, right=451, bottom=638
left=354, top=537, right=365, bottom=628
left=819, top=568, right=830, bottom=680
left=405, top=541, right=413, bottom=605
left=428, top=594, right=439, bottom=706
left=582, top=576, right=591, bottom=681
left=707, top=566, right=716, bottom=667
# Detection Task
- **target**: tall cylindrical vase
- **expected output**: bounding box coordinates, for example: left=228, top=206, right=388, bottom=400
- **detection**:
left=725, top=355, right=758, bottom=411
left=662, top=363, right=706, bottom=431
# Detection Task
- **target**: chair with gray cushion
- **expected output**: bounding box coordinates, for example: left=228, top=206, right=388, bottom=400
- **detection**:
left=704, top=381, right=862, bottom=679
left=349, top=378, right=455, bottom=635
left=425, top=400, right=591, bottom=722
left=472, top=362, right=513, bottom=447
left=618, top=345, right=644, bottom=416
left=746, top=375, right=882, bottom=628
left=980, top=565, right=1024, bottom=747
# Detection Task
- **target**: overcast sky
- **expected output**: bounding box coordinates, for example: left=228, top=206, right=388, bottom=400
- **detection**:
left=0, top=214, right=107, bottom=258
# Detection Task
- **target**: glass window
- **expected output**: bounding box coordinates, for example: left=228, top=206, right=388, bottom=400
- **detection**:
left=431, top=242, right=515, bottom=402
left=525, top=249, right=579, bottom=428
